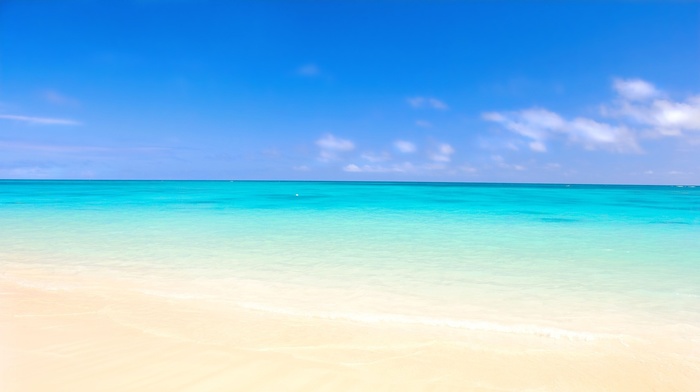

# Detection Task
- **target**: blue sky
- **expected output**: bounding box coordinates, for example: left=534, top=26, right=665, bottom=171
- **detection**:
left=1, top=1, right=699, bottom=184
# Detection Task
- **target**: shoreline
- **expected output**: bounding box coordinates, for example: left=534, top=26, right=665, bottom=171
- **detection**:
left=2, top=265, right=698, bottom=391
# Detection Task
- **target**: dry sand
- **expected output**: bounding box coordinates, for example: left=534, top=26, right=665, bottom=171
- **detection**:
left=1, top=267, right=698, bottom=391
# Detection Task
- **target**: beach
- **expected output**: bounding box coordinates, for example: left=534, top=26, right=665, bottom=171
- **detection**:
left=2, top=181, right=699, bottom=391
left=5, top=0, right=700, bottom=389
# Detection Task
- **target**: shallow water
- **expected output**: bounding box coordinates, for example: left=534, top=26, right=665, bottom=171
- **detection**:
left=2, top=180, right=699, bottom=341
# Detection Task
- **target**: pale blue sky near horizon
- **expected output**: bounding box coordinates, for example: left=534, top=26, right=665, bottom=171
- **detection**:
left=1, top=1, right=699, bottom=184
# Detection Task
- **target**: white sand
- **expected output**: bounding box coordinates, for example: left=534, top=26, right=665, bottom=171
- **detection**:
left=1, top=267, right=698, bottom=391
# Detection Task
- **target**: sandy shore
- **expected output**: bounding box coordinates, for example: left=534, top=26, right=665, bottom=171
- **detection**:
left=1, top=267, right=698, bottom=391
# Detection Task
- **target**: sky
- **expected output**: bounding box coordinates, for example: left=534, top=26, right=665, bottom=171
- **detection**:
left=1, top=1, right=699, bottom=184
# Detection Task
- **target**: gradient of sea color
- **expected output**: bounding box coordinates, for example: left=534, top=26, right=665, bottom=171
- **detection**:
left=2, top=180, right=700, bottom=342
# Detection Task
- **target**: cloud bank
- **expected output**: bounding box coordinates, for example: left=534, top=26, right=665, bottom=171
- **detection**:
left=483, top=78, right=699, bottom=153
left=316, top=134, right=355, bottom=161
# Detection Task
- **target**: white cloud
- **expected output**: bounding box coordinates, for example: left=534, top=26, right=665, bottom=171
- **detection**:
left=439, top=143, right=454, bottom=155
left=429, top=143, right=454, bottom=162
left=529, top=141, right=547, bottom=152
left=491, top=154, right=526, bottom=171
left=609, top=96, right=700, bottom=137
left=649, top=97, right=700, bottom=132
left=361, top=152, right=391, bottom=162
left=483, top=107, right=640, bottom=153
left=394, top=140, right=416, bottom=153
left=316, top=134, right=354, bottom=150
left=482, top=108, right=564, bottom=143
left=316, top=134, right=355, bottom=161
left=482, top=78, right=700, bottom=153
left=568, top=118, right=638, bottom=151
left=343, top=160, right=474, bottom=175
left=613, top=78, right=659, bottom=101
left=0, top=114, right=81, bottom=125
left=343, top=162, right=415, bottom=173
left=343, top=164, right=362, bottom=172
left=297, top=63, right=320, bottom=77
left=407, top=96, right=448, bottom=110
left=603, top=80, right=700, bottom=137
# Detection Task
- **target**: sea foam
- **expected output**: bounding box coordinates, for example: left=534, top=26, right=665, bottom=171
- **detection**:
left=238, top=302, right=603, bottom=341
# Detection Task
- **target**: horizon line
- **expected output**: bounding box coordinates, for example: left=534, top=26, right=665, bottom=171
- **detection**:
left=1, top=179, right=697, bottom=187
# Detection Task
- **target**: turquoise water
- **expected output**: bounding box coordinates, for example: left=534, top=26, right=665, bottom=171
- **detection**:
left=2, top=180, right=700, bottom=339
